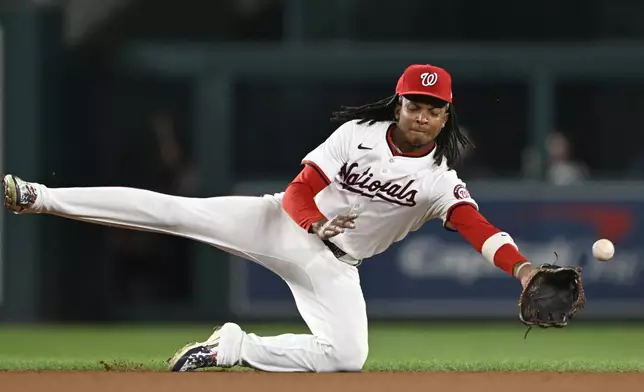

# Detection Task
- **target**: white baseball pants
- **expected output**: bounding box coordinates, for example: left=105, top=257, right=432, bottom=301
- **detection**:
left=29, top=185, right=369, bottom=372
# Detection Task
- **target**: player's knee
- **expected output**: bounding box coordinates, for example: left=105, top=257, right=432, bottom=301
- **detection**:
left=324, top=341, right=369, bottom=372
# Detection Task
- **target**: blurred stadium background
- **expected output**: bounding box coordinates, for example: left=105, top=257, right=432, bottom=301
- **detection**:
left=0, top=0, right=643, bottom=341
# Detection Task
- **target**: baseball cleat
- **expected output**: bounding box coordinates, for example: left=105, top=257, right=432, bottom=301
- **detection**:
left=167, top=326, right=222, bottom=372
left=2, top=174, right=39, bottom=213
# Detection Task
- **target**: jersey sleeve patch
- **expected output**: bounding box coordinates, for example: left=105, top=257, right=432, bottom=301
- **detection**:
left=426, top=170, right=479, bottom=225
left=453, top=184, right=471, bottom=200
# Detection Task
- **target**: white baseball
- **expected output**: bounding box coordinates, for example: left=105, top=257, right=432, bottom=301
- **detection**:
left=592, top=239, right=615, bottom=261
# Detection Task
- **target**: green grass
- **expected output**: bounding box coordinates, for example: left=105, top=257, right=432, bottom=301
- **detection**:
left=0, top=322, right=642, bottom=372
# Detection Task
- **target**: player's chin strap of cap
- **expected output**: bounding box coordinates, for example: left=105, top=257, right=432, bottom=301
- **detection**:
left=323, top=240, right=362, bottom=267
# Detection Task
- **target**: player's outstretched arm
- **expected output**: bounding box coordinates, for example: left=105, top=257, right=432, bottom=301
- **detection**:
left=446, top=204, right=535, bottom=287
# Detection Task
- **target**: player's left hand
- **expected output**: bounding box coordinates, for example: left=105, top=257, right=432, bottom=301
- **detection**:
left=516, top=264, right=537, bottom=289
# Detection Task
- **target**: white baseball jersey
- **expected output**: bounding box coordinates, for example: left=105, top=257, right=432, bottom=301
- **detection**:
left=298, top=119, right=478, bottom=261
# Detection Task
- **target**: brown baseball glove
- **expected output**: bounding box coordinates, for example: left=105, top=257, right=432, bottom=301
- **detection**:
left=518, top=263, right=586, bottom=337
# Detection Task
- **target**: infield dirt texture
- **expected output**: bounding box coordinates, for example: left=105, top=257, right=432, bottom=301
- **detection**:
left=2, top=371, right=644, bottom=392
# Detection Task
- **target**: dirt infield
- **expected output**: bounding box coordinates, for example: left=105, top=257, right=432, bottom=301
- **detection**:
left=2, top=371, right=643, bottom=392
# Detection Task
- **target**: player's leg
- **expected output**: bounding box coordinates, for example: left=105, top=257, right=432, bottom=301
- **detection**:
left=170, top=246, right=369, bottom=373
left=226, top=251, right=368, bottom=372
left=4, top=175, right=369, bottom=372
left=2, top=174, right=302, bottom=263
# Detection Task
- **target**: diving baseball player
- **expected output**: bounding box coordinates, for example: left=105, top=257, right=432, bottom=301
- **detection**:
left=2, top=64, right=539, bottom=372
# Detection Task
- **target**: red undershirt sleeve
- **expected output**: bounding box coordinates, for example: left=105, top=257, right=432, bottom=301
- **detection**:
left=447, top=204, right=529, bottom=276
left=282, top=163, right=329, bottom=232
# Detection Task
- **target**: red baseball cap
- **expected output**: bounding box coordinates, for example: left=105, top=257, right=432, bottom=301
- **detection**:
left=395, top=64, right=453, bottom=104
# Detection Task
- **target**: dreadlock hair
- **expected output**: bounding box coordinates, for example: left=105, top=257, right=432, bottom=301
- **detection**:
left=330, top=94, right=474, bottom=169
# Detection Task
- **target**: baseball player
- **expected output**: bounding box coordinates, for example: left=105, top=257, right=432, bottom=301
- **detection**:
left=3, top=64, right=538, bottom=373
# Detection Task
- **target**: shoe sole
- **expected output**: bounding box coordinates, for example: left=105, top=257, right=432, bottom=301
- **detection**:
left=2, top=174, right=17, bottom=211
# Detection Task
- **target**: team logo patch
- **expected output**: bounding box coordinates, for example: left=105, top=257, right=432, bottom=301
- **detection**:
left=453, top=184, right=470, bottom=200
left=420, top=72, right=438, bottom=86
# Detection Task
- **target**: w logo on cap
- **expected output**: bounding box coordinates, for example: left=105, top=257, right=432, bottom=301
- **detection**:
left=420, top=72, right=438, bottom=86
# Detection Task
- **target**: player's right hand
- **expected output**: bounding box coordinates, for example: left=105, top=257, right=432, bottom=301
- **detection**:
left=311, top=214, right=358, bottom=240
